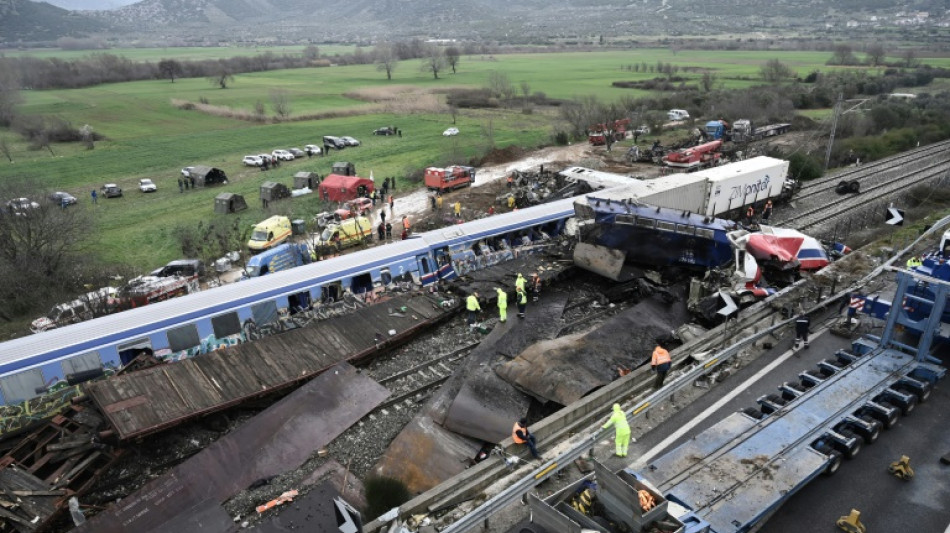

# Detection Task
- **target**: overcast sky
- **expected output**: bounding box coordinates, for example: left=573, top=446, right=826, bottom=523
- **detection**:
left=41, top=0, right=139, bottom=10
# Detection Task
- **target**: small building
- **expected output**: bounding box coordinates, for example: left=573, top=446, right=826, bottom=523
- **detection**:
left=332, top=162, right=356, bottom=177
left=214, top=193, right=247, bottom=214
left=260, top=182, right=292, bottom=203
left=294, top=172, right=321, bottom=190
left=188, top=166, right=229, bottom=187
left=317, top=174, right=375, bottom=203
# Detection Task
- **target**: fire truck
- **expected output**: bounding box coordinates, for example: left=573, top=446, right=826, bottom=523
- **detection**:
left=424, top=165, right=476, bottom=192
left=588, top=119, right=631, bottom=146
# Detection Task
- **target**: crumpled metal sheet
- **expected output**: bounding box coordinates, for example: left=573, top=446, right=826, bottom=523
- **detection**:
left=74, top=362, right=387, bottom=533
left=496, top=285, right=689, bottom=406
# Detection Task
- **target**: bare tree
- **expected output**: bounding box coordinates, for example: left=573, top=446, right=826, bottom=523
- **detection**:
left=375, top=44, right=399, bottom=81
left=445, top=47, right=460, bottom=74
left=865, top=43, right=886, bottom=66
left=157, top=59, right=183, bottom=83
left=700, top=71, right=718, bottom=92
left=0, top=136, right=11, bottom=163
left=487, top=70, right=514, bottom=102
left=0, top=59, right=23, bottom=127
left=270, top=89, right=292, bottom=119
left=560, top=95, right=604, bottom=137
left=519, top=80, right=531, bottom=112
left=481, top=118, right=495, bottom=150
left=449, top=105, right=459, bottom=125
left=901, top=48, right=920, bottom=68
left=79, top=124, right=94, bottom=150
left=254, top=100, right=266, bottom=122
left=303, top=45, right=320, bottom=61
left=421, top=47, right=446, bottom=79
left=208, top=63, right=235, bottom=89
left=760, top=59, right=796, bottom=83
left=828, top=44, right=859, bottom=65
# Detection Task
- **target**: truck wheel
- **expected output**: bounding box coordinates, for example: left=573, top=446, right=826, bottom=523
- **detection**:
left=838, top=429, right=862, bottom=459
left=853, top=418, right=882, bottom=444
left=872, top=401, right=900, bottom=429
left=824, top=449, right=843, bottom=475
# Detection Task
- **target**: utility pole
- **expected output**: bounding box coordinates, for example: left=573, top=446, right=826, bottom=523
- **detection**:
left=824, top=92, right=843, bottom=171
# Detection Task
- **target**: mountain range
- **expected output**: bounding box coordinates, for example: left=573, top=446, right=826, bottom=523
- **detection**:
left=1, top=0, right=947, bottom=46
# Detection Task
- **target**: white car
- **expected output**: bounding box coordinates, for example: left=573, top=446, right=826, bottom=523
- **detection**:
left=443, top=127, right=459, bottom=136
left=6, top=197, right=39, bottom=214
left=243, top=155, right=264, bottom=166
left=634, top=125, right=651, bottom=135
left=272, top=149, right=295, bottom=161
left=340, top=136, right=361, bottom=146
left=304, top=144, right=322, bottom=156
left=181, top=166, right=195, bottom=178
left=138, top=178, right=157, bottom=193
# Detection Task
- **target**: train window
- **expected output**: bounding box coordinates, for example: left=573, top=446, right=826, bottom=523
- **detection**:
left=167, top=324, right=200, bottom=352
left=695, top=228, right=715, bottom=239
left=62, top=351, right=102, bottom=376
left=380, top=268, right=393, bottom=285
left=288, top=290, right=312, bottom=313
left=676, top=224, right=695, bottom=235
left=616, top=214, right=635, bottom=225
left=351, top=273, right=373, bottom=294
left=252, top=300, right=279, bottom=325
left=636, top=218, right=655, bottom=229
left=211, top=312, right=242, bottom=338
left=321, top=283, right=342, bottom=303
left=656, top=221, right=675, bottom=232
left=117, top=338, right=153, bottom=366
left=0, top=369, right=44, bottom=404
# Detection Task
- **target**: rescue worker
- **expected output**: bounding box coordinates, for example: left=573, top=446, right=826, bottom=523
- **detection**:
left=389, top=194, right=394, bottom=212
left=651, top=345, right=672, bottom=390
left=506, top=175, right=513, bottom=188
left=530, top=272, right=541, bottom=302
left=517, top=286, right=527, bottom=318
left=602, top=403, right=631, bottom=457
left=377, top=222, right=385, bottom=242
left=795, top=313, right=811, bottom=349
left=906, top=256, right=923, bottom=269
left=762, top=199, right=773, bottom=221
left=380, top=210, right=386, bottom=226
left=436, top=193, right=443, bottom=210
left=515, top=273, right=526, bottom=293
left=496, top=287, right=508, bottom=323
left=466, top=291, right=481, bottom=328
left=430, top=195, right=437, bottom=211
left=385, top=222, right=393, bottom=240
left=512, top=418, right=540, bottom=460
left=402, top=215, right=411, bottom=235
left=507, top=195, right=516, bottom=210
left=454, top=201, right=462, bottom=219
left=745, top=205, right=755, bottom=224
left=488, top=205, right=495, bottom=216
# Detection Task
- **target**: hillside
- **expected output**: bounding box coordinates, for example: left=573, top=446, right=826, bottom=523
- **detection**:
left=6, top=0, right=950, bottom=46
left=0, top=0, right=111, bottom=43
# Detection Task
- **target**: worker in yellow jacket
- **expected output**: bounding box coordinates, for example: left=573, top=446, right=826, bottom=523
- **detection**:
left=496, top=287, right=508, bottom=323
left=466, top=291, right=480, bottom=328
left=602, top=403, right=631, bottom=457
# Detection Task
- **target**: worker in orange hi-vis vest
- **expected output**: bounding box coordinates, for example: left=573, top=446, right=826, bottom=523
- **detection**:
left=651, top=345, right=672, bottom=390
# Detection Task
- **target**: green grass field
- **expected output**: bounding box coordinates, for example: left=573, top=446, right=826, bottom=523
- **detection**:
left=0, top=44, right=357, bottom=61
left=2, top=47, right=946, bottom=271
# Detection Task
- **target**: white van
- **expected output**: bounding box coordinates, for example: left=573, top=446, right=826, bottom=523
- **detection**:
left=668, top=109, right=690, bottom=121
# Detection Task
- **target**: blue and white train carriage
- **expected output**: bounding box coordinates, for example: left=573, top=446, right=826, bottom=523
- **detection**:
left=0, top=199, right=576, bottom=407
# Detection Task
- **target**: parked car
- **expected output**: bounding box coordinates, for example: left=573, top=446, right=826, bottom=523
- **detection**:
left=48, top=192, right=77, bottom=206
left=341, top=136, right=361, bottom=146
left=243, top=155, right=264, bottom=167
left=634, top=125, right=651, bottom=136
left=101, top=184, right=122, bottom=198
left=304, top=144, right=323, bottom=156
left=443, top=127, right=460, bottom=136
left=272, top=149, right=295, bottom=161
left=138, top=178, right=157, bottom=193
left=288, top=147, right=305, bottom=158
left=344, top=197, right=373, bottom=216
left=373, top=127, right=395, bottom=136
left=6, top=197, right=40, bottom=214
left=323, top=136, right=346, bottom=150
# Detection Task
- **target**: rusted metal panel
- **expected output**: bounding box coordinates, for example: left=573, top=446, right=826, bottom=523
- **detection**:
left=86, top=294, right=451, bottom=440
left=496, top=285, right=690, bottom=405
left=74, top=362, right=387, bottom=533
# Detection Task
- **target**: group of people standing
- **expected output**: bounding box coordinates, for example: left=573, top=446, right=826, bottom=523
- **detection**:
left=465, top=273, right=539, bottom=329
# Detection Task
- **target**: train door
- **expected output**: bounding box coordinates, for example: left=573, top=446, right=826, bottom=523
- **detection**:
left=434, top=247, right=457, bottom=281
left=288, top=290, right=312, bottom=314
left=416, top=254, right=437, bottom=286
left=322, top=282, right=342, bottom=303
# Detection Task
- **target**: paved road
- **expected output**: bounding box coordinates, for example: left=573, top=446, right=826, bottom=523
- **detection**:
left=625, top=311, right=950, bottom=533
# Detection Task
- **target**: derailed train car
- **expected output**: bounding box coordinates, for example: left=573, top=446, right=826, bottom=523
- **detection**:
left=0, top=200, right=575, bottom=410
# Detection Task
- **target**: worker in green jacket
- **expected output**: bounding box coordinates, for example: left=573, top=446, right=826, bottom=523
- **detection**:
left=466, top=291, right=480, bottom=328
left=602, top=403, right=631, bottom=457
left=496, top=287, right=508, bottom=323
left=515, top=273, right=526, bottom=293
left=517, top=286, right=527, bottom=318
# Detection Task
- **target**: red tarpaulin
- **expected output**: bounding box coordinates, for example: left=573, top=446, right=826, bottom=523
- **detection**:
left=317, top=174, right=375, bottom=203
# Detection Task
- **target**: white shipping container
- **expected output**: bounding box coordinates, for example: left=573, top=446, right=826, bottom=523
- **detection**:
left=637, top=173, right=709, bottom=214
left=695, top=157, right=789, bottom=216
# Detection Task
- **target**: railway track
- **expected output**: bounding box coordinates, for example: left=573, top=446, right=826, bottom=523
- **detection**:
left=372, top=342, right=479, bottom=411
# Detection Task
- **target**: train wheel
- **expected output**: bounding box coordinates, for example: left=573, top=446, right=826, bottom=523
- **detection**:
left=849, top=180, right=860, bottom=193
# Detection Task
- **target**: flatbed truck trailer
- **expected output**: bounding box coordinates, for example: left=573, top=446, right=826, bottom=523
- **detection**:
left=526, top=270, right=945, bottom=533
